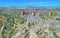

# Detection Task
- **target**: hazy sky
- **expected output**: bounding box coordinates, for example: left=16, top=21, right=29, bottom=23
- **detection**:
left=0, top=0, right=60, bottom=7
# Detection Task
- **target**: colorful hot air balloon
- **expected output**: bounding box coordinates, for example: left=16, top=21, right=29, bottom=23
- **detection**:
left=49, top=11, right=53, bottom=16
left=21, top=11, right=25, bottom=16
left=32, top=12, right=35, bottom=16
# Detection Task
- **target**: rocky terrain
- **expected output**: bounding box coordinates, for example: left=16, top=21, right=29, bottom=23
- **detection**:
left=0, top=7, right=60, bottom=38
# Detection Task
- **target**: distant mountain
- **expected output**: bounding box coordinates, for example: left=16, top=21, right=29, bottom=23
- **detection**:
left=0, top=6, right=60, bottom=10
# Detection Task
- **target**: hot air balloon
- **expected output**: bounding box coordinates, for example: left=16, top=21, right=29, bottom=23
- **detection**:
left=32, top=12, right=35, bottom=16
left=21, top=11, right=25, bottom=16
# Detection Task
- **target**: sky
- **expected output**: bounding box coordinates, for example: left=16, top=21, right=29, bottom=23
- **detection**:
left=0, top=0, right=60, bottom=7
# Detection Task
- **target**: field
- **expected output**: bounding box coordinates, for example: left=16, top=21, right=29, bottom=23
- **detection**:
left=0, top=7, right=60, bottom=38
